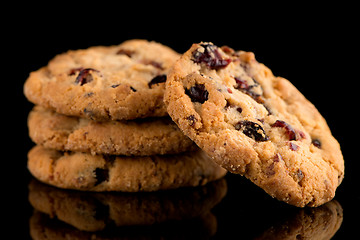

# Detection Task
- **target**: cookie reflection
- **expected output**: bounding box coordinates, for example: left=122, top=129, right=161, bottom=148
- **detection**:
left=254, top=200, right=343, bottom=240
left=29, top=178, right=227, bottom=236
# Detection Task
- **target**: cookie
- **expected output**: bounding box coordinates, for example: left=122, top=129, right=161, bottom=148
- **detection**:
left=30, top=211, right=217, bottom=239
left=27, top=145, right=227, bottom=192
left=28, top=178, right=226, bottom=231
left=164, top=42, right=344, bottom=207
left=24, top=39, right=180, bottom=121
left=256, top=200, right=343, bottom=239
left=28, top=105, right=195, bottom=156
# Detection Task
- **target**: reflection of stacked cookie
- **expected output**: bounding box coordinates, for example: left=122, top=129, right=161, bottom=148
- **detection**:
left=24, top=39, right=226, bottom=191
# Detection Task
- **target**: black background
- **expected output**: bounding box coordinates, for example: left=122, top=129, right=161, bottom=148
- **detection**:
left=5, top=4, right=358, bottom=239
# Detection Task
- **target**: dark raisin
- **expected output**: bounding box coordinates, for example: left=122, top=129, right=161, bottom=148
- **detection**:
left=271, top=120, right=297, bottom=141
left=185, top=84, right=209, bottom=103
left=148, top=74, right=167, bottom=88
left=186, top=115, right=196, bottom=127
left=192, top=43, right=231, bottom=70
left=312, top=139, right=321, bottom=148
left=94, top=168, right=109, bottom=186
left=111, top=84, right=120, bottom=88
left=130, top=86, right=137, bottom=92
left=236, top=107, right=243, bottom=113
left=234, top=120, right=269, bottom=141
left=75, top=68, right=99, bottom=86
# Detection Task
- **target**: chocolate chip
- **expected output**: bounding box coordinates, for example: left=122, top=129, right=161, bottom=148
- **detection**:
left=148, top=74, right=167, bottom=88
left=94, top=168, right=109, bottom=186
left=192, top=43, right=231, bottom=70
left=235, top=120, right=269, bottom=141
left=312, top=139, right=321, bottom=148
left=185, top=84, right=209, bottom=104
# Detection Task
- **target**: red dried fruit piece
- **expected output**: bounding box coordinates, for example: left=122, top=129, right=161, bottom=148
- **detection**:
left=75, top=68, right=99, bottom=86
left=234, top=77, right=264, bottom=103
left=148, top=74, right=167, bottom=88
left=271, top=120, right=297, bottom=141
left=185, top=84, right=209, bottom=104
left=289, top=142, right=299, bottom=151
left=235, top=120, right=269, bottom=142
left=192, top=43, right=231, bottom=70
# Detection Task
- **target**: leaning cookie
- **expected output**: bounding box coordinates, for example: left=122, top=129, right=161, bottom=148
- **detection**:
left=164, top=42, right=344, bottom=207
left=24, top=39, right=180, bottom=121
left=27, top=145, right=227, bottom=192
left=28, top=106, right=195, bottom=156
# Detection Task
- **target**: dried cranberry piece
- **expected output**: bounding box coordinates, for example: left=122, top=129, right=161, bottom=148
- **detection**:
left=234, top=77, right=264, bottom=103
left=235, top=120, right=269, bottom=141
left=312, top=139, right=321, bottom=148
left=289, top=142, right=299, bottom=151
left=185, top=84, right=209, bottom=103
left=192, top=43, right=231, bottom=70
left=75, top=68, right=99, bottom=86
left=148, top=74, right=167, bottom=88
left=271, top=120, right=297, bottom=141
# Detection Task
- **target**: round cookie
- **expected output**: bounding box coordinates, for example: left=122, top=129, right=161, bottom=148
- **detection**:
left=28, top=106, right=195, bottom=156
left=164, top=42, right=344, bottom=207
left=28, top=178, right=226, bottom=231
left=27, top=145, right=227, bottom=192
left=24, top=39, right=180, bottom=121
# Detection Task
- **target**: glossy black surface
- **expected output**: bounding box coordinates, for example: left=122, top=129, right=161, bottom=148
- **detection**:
left=5, top=8, right=357, bottom=239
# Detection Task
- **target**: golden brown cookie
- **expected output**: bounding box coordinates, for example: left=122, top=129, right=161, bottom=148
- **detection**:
left=164, top=42, right=344, bottom=207
left=28, top=105, right=195, bottom=156
left=27, top=145, right=227, bottom=192
left=24, top=39, right=180, bottom=121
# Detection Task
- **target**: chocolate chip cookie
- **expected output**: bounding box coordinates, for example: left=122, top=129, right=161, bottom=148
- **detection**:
left=24, top=39, right=180, bottom=121
left=28, top=106, right=195, bottom=156
left=164, top=42, right=344, bottom=207
left=27, top=145, right=227, bottom=192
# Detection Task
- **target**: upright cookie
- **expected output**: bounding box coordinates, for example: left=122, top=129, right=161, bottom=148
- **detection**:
left=164, top=42, right=344, bottom=207
left=28, top=106, right=195, bottom=156
left=28, top=145, right=227, bottom=192
left=24, top=39, right=180, bottom=121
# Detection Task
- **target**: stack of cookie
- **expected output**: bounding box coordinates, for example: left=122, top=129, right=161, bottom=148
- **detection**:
left=24, top=39, right=226, bottom=192
left=25, top=39, right=345, bottom=208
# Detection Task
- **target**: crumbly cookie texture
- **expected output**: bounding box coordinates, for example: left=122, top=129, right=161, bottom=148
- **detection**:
left=28, top=145, right=227, bottom=192
left=164, top=42, right=344, bottom=207
left=24, top=39, right=180, bottom=121
left=28, top=106, right=195, bottom=156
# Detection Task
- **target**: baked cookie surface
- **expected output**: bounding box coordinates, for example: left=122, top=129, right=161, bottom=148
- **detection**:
left=24, top=39, right=180, bottom=120
left=164, top=42, right=344, bottom=207
left=27, top=145, right=227, bottom=192
left=28, top=106, right=195, bottom=156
